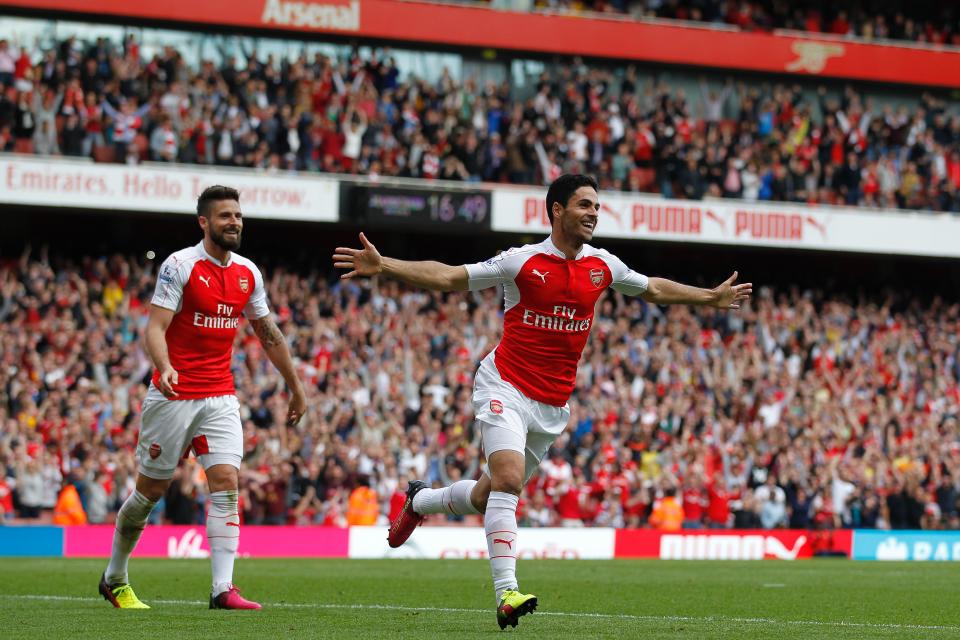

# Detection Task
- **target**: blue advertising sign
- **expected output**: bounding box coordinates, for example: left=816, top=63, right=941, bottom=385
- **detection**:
left=852, top=530, right=960, bottom=561
left=0, top=526, right=64, bottom=556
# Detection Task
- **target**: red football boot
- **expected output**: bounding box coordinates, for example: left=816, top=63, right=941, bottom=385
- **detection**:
left=387, top=480, right=428, bottom=548
left=209, top=585, right=262, bottom=610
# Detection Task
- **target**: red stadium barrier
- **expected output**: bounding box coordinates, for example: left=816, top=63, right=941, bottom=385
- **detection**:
left=614, top=530, right=853, bottom=560
left=4, top=0, right=960, bottom=87
left=63, top=525, right=350, bottom=558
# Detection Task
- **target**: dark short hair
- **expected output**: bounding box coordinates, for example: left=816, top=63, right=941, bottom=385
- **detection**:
left=197, top=185, right=240, bottom=217
left=545, top=174, right=599, bottom=223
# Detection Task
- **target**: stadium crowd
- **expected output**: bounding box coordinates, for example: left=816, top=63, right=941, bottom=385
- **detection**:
left=530, top=0, right=960, bottom=46
left=1, top=246, right=958, bottom=532
left=1, top=32, right=960, bottom=213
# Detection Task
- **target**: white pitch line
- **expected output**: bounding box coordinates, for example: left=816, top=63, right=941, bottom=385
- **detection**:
left=762, top=583, right=787, bottom=588
left=1, top=594, right=957, bottom=633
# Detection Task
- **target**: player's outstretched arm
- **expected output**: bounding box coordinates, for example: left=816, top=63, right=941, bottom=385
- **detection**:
left=643, top=271, right=752, bottom=309
left=333, top=232, right=468, bottom=292
left=145, top=304, right=178, bottom=397
left=249, top=315, right=307, bottom=426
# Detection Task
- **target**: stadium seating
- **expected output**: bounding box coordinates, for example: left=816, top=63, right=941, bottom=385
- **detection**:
left=523, top=0, right=960, bottom=45
left=1, top=250, right=956, bottom=530
left=1, top=9, right=957, bottom=534
left=1, top=31, right=959, bottom=213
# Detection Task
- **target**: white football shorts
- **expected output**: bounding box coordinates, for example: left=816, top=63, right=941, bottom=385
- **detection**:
left=137, top=385, right=243, bottom=480
left=472, top=353, right=571, bottom=483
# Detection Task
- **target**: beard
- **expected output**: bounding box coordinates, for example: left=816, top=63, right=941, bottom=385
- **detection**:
left=210, top=226, right=242, bottom=251
left=563, top=217, right=593, bottom=244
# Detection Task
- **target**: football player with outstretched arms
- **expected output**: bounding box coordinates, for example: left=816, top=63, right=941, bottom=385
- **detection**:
left=333, top=173, right=751, bottom=629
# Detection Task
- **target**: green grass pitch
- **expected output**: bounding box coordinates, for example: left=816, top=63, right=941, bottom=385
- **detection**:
left=1, top=558, right=957, bottom=638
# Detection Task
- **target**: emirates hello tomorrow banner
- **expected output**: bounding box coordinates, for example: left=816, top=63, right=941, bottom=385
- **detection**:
left=0, top=156, right=339, bottom=222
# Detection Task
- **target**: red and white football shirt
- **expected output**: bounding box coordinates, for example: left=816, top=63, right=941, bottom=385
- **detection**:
left=150, top=242, right=270, bottom=400
left=466, top=237, right=648, bottom=407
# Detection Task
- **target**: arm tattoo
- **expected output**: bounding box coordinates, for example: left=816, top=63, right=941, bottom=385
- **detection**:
left=251, top=316, right=284, bottom=348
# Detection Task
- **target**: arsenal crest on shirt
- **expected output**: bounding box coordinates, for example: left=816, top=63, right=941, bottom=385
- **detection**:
left=589, top=269, right=604, bottom=288
left=238, top=276, right=249, bottom=293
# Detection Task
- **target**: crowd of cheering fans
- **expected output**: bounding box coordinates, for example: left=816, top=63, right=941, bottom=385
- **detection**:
left=2, top=33, right=960, bottom=212
left=1, top=246, right=958, bottom=531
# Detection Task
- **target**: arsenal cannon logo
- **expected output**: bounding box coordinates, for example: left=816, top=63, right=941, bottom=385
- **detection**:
left=589, top=269, right=604, bottom=288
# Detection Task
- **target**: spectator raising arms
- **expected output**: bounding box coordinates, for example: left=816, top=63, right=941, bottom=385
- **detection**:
left=2, top=242, right=959, bottom=531
left=1, top=30, right=959, bottom=212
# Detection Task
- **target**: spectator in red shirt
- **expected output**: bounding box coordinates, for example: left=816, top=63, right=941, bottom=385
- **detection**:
left=682, top=477, right=708, bottom=528
left=829, top=11, right=851, bottom=35
left=0, top=476, right=13, bottom=521
left=707, top=476, right=733, bottom=528
left=556, top=477, right=585, bottom=527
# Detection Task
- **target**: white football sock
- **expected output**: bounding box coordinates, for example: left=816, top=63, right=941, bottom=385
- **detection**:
left=485, top=491, right=520, bottom=603
left=412, top=480, right=480, bottom=516
left=105, top=490, right=157, bottom=584
left=207, top=490, right=240, bottom=596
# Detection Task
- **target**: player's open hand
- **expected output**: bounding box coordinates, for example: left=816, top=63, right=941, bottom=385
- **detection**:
left=287, top=388, right=307, bottom=427
left=333, top=232, right=382, bottom=280
left=158, top=366, right=179, bottom=398
left=712, top=271, right=752, bottom=310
